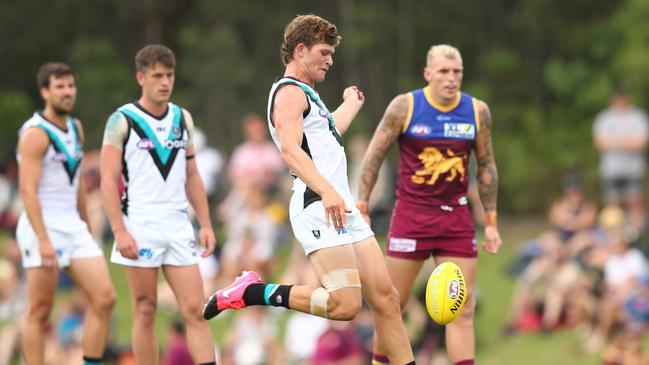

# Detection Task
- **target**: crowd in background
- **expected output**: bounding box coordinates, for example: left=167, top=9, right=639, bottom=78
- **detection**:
left=504, top=90, right=649, bottom=365
left=1, top=92, right=649, bottom=364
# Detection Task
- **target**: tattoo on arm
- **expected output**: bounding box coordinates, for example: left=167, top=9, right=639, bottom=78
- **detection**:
left=476, top=101, right=498, bottom=213
left=358, top=95, right=408, bottom=202
left=102, top=112, right=128, bottom=149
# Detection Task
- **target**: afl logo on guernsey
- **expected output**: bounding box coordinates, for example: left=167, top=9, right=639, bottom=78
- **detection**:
left=52, top=152, right=68, bottom=162
left=411, top=124, right=432, bottom=136
left=318, top=108, right=330, bottom=119
left=137, top=139, right=155, bottom=150
left=444, top=123, right=475, bottom=139
left=51, top=150, right=82, bottom=162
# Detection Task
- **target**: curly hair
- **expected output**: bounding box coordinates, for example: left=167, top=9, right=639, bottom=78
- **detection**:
left=280, top=14, right=341, bottom=65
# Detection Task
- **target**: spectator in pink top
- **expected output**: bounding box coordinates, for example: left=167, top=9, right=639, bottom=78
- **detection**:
left=312, top=321, right=365, bottom=365
left=228, top=114, right=284, bottom=191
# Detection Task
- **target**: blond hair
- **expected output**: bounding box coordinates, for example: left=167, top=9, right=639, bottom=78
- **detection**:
left=426, top=44, right=462, bottom=66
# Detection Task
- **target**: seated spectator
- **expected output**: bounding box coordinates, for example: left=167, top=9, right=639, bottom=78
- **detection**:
left=312, top=320, right=366, bottom=365
left=586, top=225, right=648, bottom=352
left=548, top=174, right=597, bottom=243
left=601, top=274, right=649, bottom=365
left=162, top=321, right=194, bottom=365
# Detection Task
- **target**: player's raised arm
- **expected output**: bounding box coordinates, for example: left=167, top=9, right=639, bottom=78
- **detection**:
left=356, top=93, right=408, bottom=217
left=331, top=85, right=365, bottom=135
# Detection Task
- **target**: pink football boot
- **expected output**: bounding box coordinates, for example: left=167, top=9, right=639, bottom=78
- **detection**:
left=203, top=271, right=263, bottom=320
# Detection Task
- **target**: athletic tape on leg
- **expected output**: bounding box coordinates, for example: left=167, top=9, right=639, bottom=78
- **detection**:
left=310, top=287, right=329, bottom=318
left=321, top=268, right=361, bottom=291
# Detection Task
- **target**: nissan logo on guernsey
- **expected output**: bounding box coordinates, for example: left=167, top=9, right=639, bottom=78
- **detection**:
left=164, top=139, right=188, bottom=149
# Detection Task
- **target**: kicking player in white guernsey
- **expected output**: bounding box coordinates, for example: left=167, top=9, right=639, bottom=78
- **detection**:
left=100, top=45, right=216, bottom=365
left=203, top=15, right=417, bottom=365
left=17, top=63, right=116, bottom=365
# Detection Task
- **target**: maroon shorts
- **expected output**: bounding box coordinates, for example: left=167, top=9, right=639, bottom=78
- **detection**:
left=386, top=200, right=477, bottom=260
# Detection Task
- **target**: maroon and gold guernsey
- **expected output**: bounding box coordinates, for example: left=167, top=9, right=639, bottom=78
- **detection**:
left=397, top=87, right=480, bottom=209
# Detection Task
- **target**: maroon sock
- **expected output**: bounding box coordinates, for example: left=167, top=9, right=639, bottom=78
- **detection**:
left=454, top=360, right=475, bottom=365
left=372, top=353, right=390, bottom=364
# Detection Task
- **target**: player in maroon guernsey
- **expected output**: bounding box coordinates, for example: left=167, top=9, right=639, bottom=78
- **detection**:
left=357, top=45, right=501, bottom=365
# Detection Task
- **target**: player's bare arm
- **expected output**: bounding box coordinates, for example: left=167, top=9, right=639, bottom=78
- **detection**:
left=100, top=112, right=139, bottom=259
left=356, top=93, right=408, bottom=215
left=331, top=85, right=365, bottom=134
left=274, top=84, right=350, bottom=230
left=475, top=100, right=502, bottom=253
left=18, top=127, right=58, bottom=268
left=183, top=109, right=216, bottom=257
left=73, top=119, right=91, bottom=230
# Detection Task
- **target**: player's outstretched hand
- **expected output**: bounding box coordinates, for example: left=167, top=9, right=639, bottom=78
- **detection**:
left=482, top=225, right=502, bottom=254
left=199, top=227, right=216, bottom=257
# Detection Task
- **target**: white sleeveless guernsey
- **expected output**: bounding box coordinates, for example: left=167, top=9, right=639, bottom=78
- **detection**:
left=16, top=112, right=102, bottom=269
left=267, top=77, right=373, bottom=254
left=18, top=113, right=83, bottom=216
left=267, top=77, right=354, bottom=218
left=118, top=102, right=189, bottom=218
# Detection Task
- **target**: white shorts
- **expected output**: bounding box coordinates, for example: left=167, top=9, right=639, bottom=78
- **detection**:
left=291, top=201, right=374, bottom=255
left=16, top=212, right=103, bottom=269
left=110, top=214, right=198, bottom=268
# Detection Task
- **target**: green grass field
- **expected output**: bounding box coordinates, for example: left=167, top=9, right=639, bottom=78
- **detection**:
left=9, top=216, right=648, bottom=364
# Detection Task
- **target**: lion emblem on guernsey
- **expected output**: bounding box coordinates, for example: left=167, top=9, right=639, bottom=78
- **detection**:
left=411, top=147, right=466, bottom=185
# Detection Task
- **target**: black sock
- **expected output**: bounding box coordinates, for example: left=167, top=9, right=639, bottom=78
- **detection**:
left=83, top=356, right=103, bottom=365
left=243, top=283, right=292, bottom=308
left=405, top=362, right=416, bottom=365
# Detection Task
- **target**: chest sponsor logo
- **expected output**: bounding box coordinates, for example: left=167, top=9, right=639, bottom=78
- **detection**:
left=436, top=115, right=452, bottom=122
left=444, top=123, right=475, bottom=139
left=164, top=139, right=188, bottom=149
left=411, top=124, right=432, bottom=136
left=389, top=237, right=417, bottom=252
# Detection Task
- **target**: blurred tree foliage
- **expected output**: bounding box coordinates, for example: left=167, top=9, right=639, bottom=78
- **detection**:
left=0, top=0, right=646, bottom=213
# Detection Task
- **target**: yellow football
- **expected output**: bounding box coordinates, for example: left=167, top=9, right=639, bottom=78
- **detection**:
left=425, top=261, right=467, bottom=325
